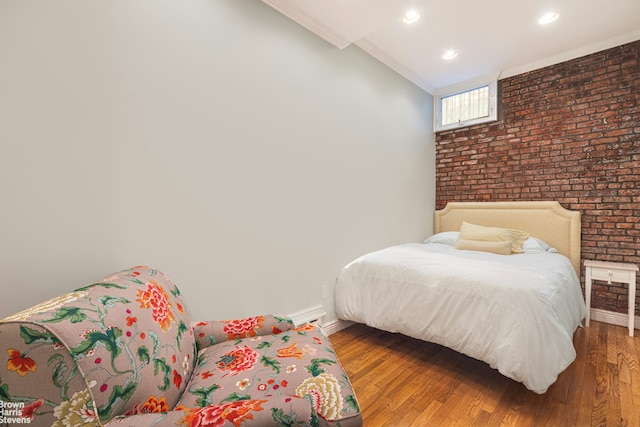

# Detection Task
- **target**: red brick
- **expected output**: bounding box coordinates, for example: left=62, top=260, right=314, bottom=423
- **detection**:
left=435, top=40, right=640, bottom=317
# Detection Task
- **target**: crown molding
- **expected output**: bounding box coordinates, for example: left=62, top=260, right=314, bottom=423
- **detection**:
left=261, top=0, right=351, bottom=49
left=355, top=38, right=436, bottom=95
left=502, top=29, right=640, bottom=79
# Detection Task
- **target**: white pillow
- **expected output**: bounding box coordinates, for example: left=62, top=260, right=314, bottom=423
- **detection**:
left=423, top=231, right=459, bottom=247
left=522, top=237, right=557, bottom=253
left=425, top=231, right=557, bottom=253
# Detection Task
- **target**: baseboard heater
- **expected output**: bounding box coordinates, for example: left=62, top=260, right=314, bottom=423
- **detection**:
left=287, top=304, right=326, bottom=326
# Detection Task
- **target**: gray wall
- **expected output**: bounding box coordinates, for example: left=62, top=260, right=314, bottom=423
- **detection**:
left=0, top=0, right=434, bottom=322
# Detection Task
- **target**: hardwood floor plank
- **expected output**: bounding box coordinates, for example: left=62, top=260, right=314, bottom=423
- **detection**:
left=587, top=320, right=601, bottom=366
left=558, top=325, right=589, bottom=426
left=616, top=325, right=639, bottom=426
left=592, top=322, right=611, bottom=426
left=576, top=321, right=600, bottom=426
left=329, top=320, right=640, bottom=426
left=469, top=409, right=492, bottom=426
left=616, top=326, right=633, bottom=385
left=409, top=399, right=442, bottom=426
left=633, top=333, right=640, bottom=407
left=396, top=407, right=423, bottom=426
left=609, top=321, right=620, bottom=364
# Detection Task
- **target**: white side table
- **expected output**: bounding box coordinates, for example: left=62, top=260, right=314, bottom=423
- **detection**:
left=584, top=260, right=638, bottom=336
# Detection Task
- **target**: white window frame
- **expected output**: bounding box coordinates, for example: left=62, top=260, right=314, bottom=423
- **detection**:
left=434, top=75, right=498, bottom=132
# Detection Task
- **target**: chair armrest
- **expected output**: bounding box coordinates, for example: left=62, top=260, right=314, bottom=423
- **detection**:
left=192, top=315, right=294, bottom=350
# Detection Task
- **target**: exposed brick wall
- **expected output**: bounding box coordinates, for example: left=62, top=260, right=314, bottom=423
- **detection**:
left=435, top=40, right=640, bottom=316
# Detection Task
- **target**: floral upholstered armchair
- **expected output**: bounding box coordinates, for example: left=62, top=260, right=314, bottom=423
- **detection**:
left=0, top=266, right=362, bottom=426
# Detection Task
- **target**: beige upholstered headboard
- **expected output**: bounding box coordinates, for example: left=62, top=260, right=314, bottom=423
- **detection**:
left=435, top=201, right=581, bottom=274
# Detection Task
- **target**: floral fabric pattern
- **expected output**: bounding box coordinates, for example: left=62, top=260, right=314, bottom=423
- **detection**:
left=6, top=348, right=37, bottom=376
left=2, top=291, right=88, bottom=322
left=217, top=346, right=259, bottom=375
left=52, top=389, right=98, bottom=427
left=178, top=399, right=268, bottom=427
left=21, top=398, right=44, bottom=421
left=296, top=373, right=343, bottom=420
left=0, top=266, right=362, bottom=427
left=277, top=342, right=305, bottom=359
left=137, top=280, right=176, bottom=332
left=0, top=266, right=195, bottom=426
left=124, top=395, right=170, bottom=416
left=222, top=316, right=265, bottom=340
left=177, top=322, right=361, bottom=426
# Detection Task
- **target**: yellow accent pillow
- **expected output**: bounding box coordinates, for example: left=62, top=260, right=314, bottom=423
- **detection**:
left=458, top=222, right=530, bottom=254
left=455, top=239, right=512, bottom=255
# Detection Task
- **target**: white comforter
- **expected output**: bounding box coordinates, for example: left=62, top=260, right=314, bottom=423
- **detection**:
left=335, top=242, right=586, bottom=394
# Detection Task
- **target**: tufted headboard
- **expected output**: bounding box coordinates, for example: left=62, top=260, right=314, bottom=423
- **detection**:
left=435, top=201, right=581, bottom=274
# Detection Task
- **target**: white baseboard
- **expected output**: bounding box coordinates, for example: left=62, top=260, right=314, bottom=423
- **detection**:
left=590, top=308, right=639, bottom=331
left=322, top=319, right=354, bottom=336
left=318, top=309, right=638, bottom=336
left=316, top=308, right=637, bottom=337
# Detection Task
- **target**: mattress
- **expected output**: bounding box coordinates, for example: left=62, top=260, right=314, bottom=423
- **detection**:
left=335, top=240, right=587, bottom=393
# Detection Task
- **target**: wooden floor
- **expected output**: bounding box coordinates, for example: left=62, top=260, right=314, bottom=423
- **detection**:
left=330, top=321, right=640, bottom=427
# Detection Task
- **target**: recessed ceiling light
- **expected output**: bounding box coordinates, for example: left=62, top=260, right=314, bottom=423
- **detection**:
left=403, top=9, right=421, bottom=24
left=538, top=11, right=559, bottom=25
left=443, top=49, right=458, bottom=60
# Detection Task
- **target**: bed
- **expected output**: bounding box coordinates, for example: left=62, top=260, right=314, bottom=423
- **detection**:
left=335, top=201, right=586, bottom=394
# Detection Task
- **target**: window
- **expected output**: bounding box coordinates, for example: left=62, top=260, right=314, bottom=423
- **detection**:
left=435, top=78, right=498, bottom=132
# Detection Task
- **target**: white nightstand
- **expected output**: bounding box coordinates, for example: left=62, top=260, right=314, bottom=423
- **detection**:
left=584, top=260, right=639, bottom=336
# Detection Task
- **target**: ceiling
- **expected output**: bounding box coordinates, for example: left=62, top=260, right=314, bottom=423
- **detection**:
left=262, top=0, right=640, bottom=94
